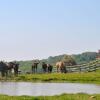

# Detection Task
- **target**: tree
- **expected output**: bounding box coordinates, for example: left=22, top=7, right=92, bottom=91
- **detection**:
left=62, top=55, right=76, bottom=66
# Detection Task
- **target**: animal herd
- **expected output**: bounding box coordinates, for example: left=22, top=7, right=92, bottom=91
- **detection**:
left=31, top=61, right=67, bottom=73
left=32, top=62, right=53, bottom=73
left=0, top=60, right=67, bottom=77
left=0, top=61, right=19, bottom=77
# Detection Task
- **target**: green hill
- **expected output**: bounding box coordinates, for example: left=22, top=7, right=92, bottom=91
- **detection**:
left=17, top=52, right=98, bottom=72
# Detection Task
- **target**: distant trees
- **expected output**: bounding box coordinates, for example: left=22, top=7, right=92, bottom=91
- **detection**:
left=62, top=55, right=76, bottom=66
left=47, top=52, right=97, bottom=65
left=18, top=52, right=97, bottom=72
left=73, top=52, right=97, bottom=64
left=47, top=55, right=65, bottom=65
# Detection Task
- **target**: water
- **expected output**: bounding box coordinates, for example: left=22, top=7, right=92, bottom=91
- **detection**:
left=0, top=82, right=100, bottom=96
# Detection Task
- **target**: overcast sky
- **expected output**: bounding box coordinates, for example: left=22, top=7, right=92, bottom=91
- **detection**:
left=0, top=0, right=100, bottom=61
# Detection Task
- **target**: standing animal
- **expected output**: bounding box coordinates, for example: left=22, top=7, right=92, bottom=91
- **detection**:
left=42, top=62, right=47, bottom=73
left=32, top=60, right=40, bottom=73
left=0, top=61, right=19, bottom=77
left=56, top=61, right=66, bottom=73
left=0, top=61, right=8, bottom=77
left=7, top=62, right=15, bottom=76
left=47, top=64, right=53, bottom=73
left=13, top=62, right=19, bottom=76
left=7, top=62, right=19, bottom=76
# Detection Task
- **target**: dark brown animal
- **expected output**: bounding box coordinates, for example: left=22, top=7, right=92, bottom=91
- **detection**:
left=32, top=60, right=40, bottom=73
left=42, top=62, right=47, bottom=73
left=0, top=61, right=19, bottom=77
left=6, top=62, right=19, bottom=76
left=47, top=64, right=53, bottom=73
left=0, top=61, right=8, bottom=77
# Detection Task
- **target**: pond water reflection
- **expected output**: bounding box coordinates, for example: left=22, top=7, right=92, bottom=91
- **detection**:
left=0, top=82, right=100, bottom=96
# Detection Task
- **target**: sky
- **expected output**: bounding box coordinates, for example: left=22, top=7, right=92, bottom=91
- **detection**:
left=0, top=0, right=100, bottom=61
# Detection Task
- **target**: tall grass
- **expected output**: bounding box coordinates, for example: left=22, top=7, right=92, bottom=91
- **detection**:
left=0, top=70, right=99, bottom=84
left=0, top=93, right=100, bottom=100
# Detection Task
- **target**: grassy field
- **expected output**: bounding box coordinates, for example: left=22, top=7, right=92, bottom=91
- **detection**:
left=0, top=70, right=100, bottom=84
left=0, top=70, right=100, bottom=100
left=0, top=93, right=100, bottom=100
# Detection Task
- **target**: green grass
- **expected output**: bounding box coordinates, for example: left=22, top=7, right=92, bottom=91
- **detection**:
left=0, top=70, right=100, bottom=84
left=0, top=93, right=100, bottom=100
left=0, top=70, right=100, bottom=100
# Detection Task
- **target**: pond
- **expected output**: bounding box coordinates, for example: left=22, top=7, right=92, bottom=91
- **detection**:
left=0, top=82, right=100, bottom=96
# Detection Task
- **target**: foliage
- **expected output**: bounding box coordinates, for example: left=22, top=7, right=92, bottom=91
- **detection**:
left=73, top=52, right=97, bottom=64
left=62, top=55, right=76, bottom=65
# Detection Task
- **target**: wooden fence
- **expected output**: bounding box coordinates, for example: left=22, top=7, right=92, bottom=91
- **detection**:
left=53, top=59, right=100, bottom=73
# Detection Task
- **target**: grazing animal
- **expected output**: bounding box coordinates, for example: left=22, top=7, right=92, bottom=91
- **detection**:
left=56, top=61, right=66, bottom=73
left=7, top=62, right=14, bottom=76
left=13, top=62, right=19, bottom=76
left=7, top=62, right=19, bottom=76
left=0, top=61, right=19, bottom=77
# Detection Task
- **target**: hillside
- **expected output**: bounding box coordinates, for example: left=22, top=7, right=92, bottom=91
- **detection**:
left=18, top=52, right=98, bottom=72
